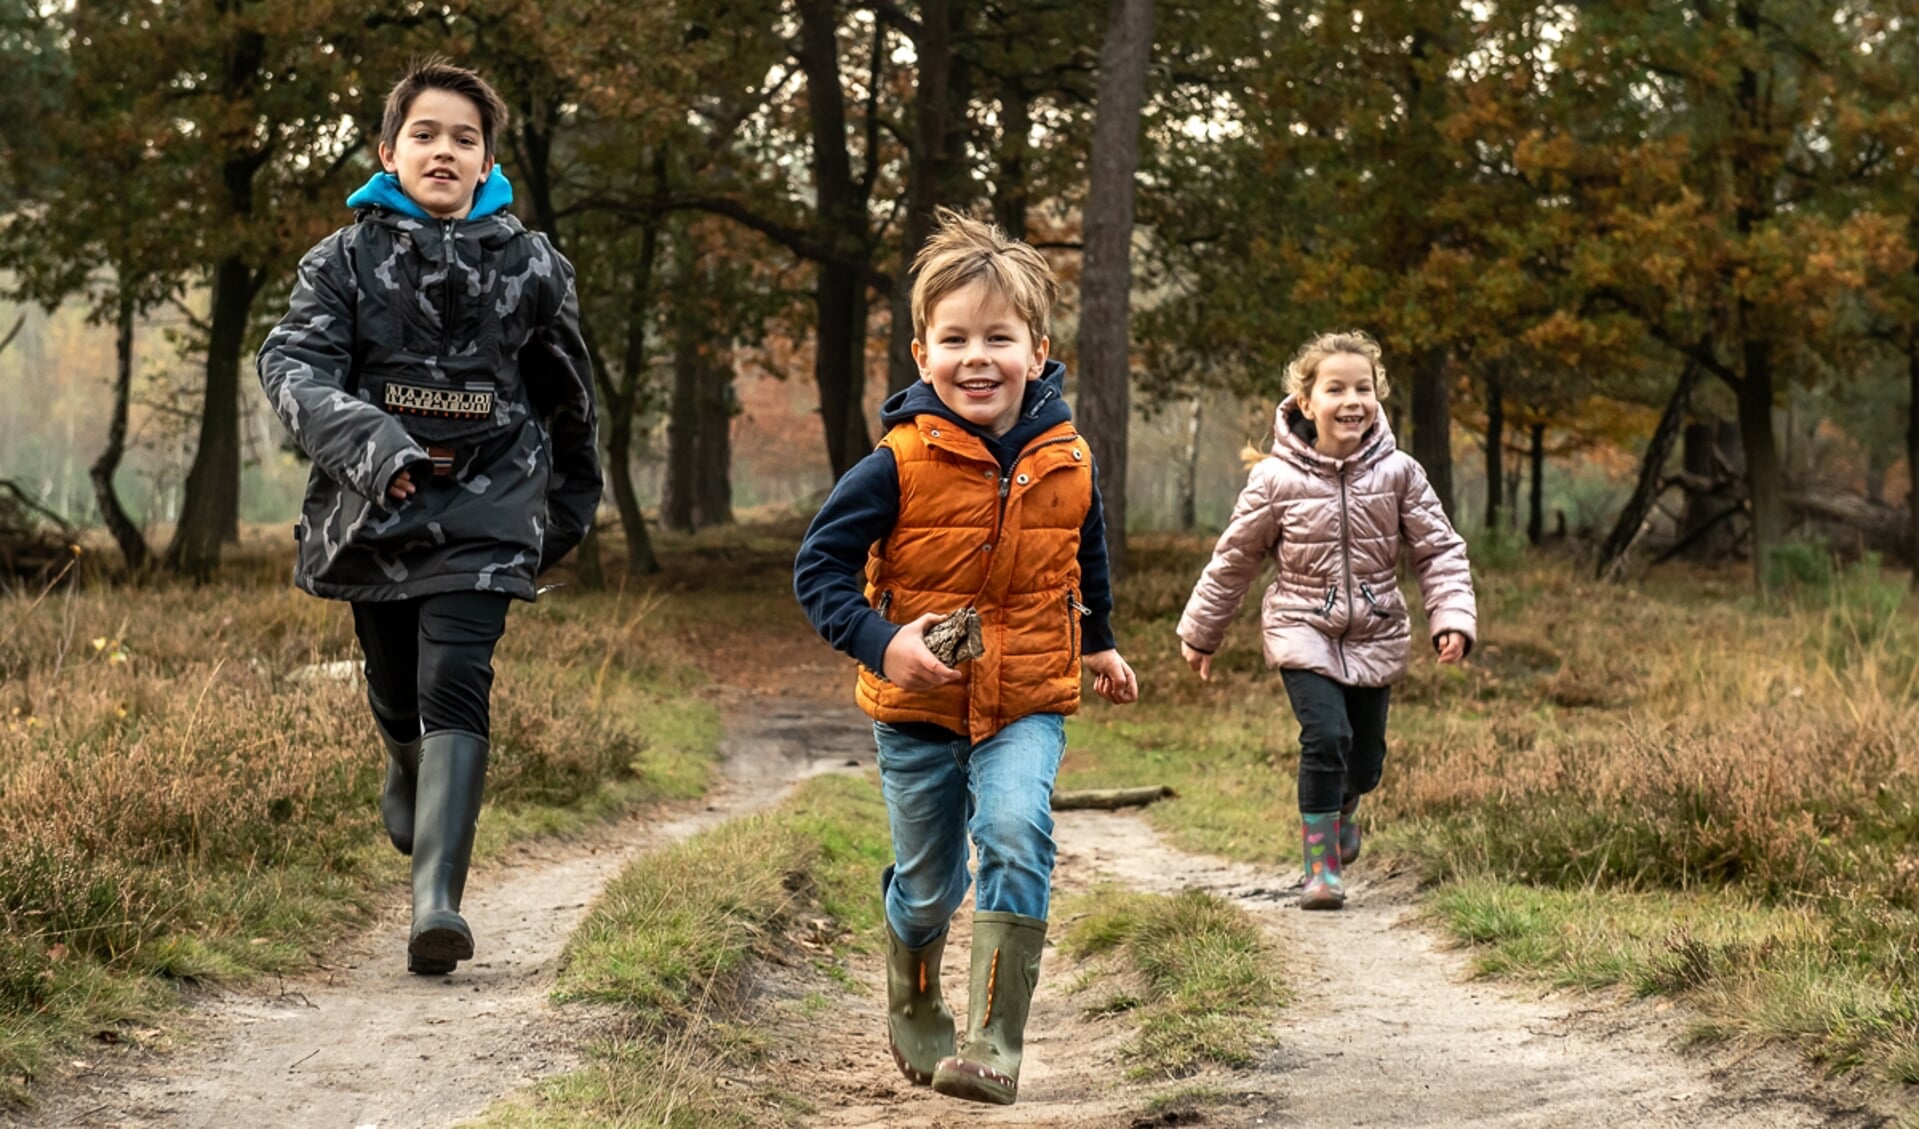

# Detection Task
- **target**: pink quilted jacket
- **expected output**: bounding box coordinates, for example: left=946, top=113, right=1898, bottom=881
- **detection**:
left=1176, top=396, right=1477, bottom=687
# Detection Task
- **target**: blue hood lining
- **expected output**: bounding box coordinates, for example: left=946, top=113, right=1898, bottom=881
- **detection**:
left=346, top=169, right=514, bottom=221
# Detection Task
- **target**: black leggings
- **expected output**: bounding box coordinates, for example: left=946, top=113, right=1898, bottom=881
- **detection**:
left=1280, top=668, right=1392, bottom=815
left=352, top=593, right=511, bottom=740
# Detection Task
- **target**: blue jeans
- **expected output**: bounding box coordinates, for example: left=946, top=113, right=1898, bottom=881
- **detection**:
left=874, top=713, right=1067, bottom=950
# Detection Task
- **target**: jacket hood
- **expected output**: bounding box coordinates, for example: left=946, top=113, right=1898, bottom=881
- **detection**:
left=346, top=169, right=515, bottom=222
left=880, top=357, right=1072, bottom=446
left=1273, top=393, right=1397, bottom=474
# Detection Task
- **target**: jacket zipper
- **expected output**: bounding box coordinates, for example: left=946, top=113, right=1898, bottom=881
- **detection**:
left=439, top=219, right=456, bottom=357
left=1335, top=462, right=1355, bottom=679
left=1277, top=589, right=1337, bottom=615
left=876, top=590, right=893, bottom=619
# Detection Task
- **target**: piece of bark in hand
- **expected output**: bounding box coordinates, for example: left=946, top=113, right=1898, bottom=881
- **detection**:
left=922, top=607, right=984, bottom=667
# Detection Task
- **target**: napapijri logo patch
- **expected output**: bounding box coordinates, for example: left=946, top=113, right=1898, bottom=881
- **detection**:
left=384, top=382, right=494, bottom=419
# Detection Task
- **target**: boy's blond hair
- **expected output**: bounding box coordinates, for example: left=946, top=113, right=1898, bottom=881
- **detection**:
left=1284, top=330, right=1391, bottom=402
left=911, top=207, right=1058, bottom=345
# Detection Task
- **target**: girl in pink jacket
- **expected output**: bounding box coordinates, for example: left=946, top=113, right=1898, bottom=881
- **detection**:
left=1177, top=331, right=1476, bottom=910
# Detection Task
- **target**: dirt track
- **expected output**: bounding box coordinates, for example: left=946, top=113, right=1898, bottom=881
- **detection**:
left=18, top=692, right=1903, bottom=1128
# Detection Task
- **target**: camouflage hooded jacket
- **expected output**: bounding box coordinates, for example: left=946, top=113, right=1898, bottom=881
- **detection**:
left=257, top=171, right=601, bottom=602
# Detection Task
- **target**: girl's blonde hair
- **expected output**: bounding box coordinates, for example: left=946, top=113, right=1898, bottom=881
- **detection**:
left=1284, top=330, right=1391, bottom=401
left=911, top=207, right=1057, bottom=345
left=1243, top=331, right=1392, bottom=466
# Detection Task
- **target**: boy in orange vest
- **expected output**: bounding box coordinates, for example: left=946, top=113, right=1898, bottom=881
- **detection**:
left=794, top=208, right=1137, bottom=1105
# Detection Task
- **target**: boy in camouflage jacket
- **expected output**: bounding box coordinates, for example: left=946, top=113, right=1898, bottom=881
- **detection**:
left=258, top=58, right=601, bottom=976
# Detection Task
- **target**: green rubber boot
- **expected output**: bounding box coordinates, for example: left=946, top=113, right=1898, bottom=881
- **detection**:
left=379, top=728, right=422, bottom=856
left=1299, top=810, right=1346, bottom=910
left=884, top=918, right=955, bottom=1085
left=408, top=730, right=488, bottom=975
left=932, top=912, right=1047, bottom=1105
left=368, top=691, right=421, bottom=856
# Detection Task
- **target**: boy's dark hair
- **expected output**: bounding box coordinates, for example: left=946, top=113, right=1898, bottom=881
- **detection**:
left=379, top=57, right=509, bottom=160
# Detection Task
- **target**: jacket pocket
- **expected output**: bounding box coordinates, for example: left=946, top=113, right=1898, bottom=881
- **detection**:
left=1359, top=582, right=1405, bottom=618
left=1276, top=588, right=1337, bottom=616
left=1065, top=588, right=1088, bottom=674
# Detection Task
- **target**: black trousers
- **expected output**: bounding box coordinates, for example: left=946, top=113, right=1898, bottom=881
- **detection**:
left=1280, top=668, right=1392, bottom=815
left=352, top=593, right=511, bottom=740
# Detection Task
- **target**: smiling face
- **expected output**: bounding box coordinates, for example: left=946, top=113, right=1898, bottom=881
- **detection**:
left=378, top=87, right=494, bottom=220
left=911, top=280, right=1049, bottom=437
left=1302, top=352, right=1380, bottom=459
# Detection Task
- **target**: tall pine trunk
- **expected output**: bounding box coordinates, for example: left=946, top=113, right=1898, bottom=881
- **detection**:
left=800, top=0, right=875, bottom=480
left=167, top=253, right=251, bottom=577
left=695, top=356, right=735, bottom=527
left=1077, top=0, right=1155, bottom=575
left=1484, top=371, right=1503, bottom=532
left=885, top=0, right=971, bottom=395
left=1409, top=349, right=1454, bottom=519
left=1527, top=422, right=1545, bottom=545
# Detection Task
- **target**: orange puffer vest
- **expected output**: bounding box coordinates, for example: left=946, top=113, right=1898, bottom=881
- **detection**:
left=857, top=415, right=1094, bottom=742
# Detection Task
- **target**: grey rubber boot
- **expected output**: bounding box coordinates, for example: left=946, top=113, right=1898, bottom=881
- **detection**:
left=931, top=912, right=1047, bottom=1105
left=408, top=730, right=488, bottom=975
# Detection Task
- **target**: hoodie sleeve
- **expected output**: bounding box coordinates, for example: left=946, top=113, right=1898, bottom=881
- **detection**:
left=1177, top=460, right=1283, bottom=654
left=524, top=247, right=603, bottom=574
left=793, top=449, right=902, bottom=673
left=257, top=228, right=428, bottom=503
left=1076, top=461, right=1118, bottom=654
left=1397, top=456, right=1477, bottom=654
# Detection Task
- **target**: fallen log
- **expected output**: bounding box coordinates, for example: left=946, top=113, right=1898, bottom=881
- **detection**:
left=1050, top=785, right=1177, bottom=811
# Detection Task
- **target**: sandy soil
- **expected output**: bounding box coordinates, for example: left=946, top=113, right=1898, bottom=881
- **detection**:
left=18, top=688, right=1906, bottom=1129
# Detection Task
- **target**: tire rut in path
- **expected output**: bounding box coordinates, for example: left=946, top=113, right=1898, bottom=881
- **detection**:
left=21, top=690, right=868, bottom=1129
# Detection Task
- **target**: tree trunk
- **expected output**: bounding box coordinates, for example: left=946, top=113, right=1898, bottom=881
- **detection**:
left=1176, top=393, right=1202, bottom=532
left=573, top=524, right=606, bottom=590
left=1484, top=370, right=1503, bottom=532
left=664, top=240, right=700, bottom=534
left=1595, top=362, right=1699, bottom=581
left=1737, top=333, right=1784, bottom=584
left=1909, top=341, right=1918, bottom=586
left=695, top=355, right=735, bottom=527
left=991, top=77, right=1032, bottom=240
left=91, top=292, right=150, bottom=573
left=1076, top=0, right=1155, bottom=576
left=609, top=214, right=661, bottom=576
left=885, top=0, right=972, bottom=396
left=1410, top=348, right=1455, bottom=520
left=1526, top=422, right=1545, bottom=545
left=799, top=0, right=875, bottom=480
left=166, top=253, right=251, bottom=577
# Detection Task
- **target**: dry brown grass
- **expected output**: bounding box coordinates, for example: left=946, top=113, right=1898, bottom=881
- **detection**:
left=0, top=558, right=718, bottom=1098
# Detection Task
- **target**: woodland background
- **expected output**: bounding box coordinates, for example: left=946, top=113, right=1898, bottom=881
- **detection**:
left=2, top=0, right=1919, bottom=586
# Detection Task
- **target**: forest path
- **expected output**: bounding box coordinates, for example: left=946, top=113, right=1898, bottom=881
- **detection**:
left=19, top=630, right=1900, bottom=1128
left=17, top=687, right=868, bottom=1129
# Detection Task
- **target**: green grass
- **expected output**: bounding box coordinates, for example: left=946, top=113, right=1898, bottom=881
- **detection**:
left=1059, top=887, right=1286, bottom=1080
left=466, top=773, right=893, bottom=1129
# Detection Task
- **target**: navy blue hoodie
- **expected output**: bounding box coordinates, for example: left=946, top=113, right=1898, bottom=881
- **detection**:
left=792, top=358, right=1117, bottom=677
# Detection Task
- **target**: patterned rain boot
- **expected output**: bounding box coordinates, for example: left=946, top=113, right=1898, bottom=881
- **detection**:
left=408, top=731, right=488, bottom=975
left=1299, top=811, right=1346, bottom=910
left=884, top=917, right=956, bottom=1085
left=1338, top=794, right=1362, bottom=866
left=932, top=912, right=1047, bottom=1105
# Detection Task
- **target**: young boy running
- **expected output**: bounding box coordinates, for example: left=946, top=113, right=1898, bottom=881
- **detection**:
left=794, top=208, right=1138, bottom=1105
left=257, top=58, right=601, bottom=976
